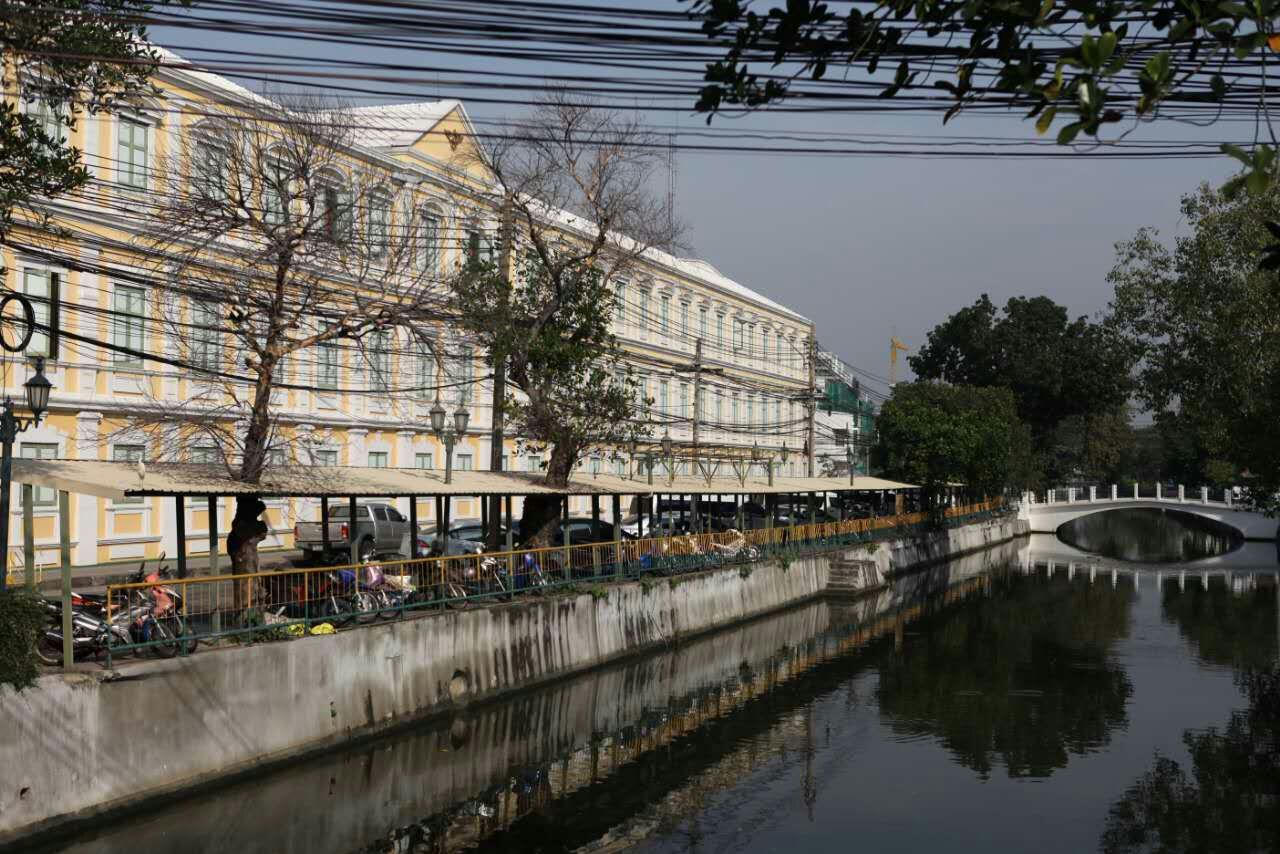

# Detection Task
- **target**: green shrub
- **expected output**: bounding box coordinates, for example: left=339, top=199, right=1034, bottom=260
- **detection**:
left=0, top=589, right=48, bottom=691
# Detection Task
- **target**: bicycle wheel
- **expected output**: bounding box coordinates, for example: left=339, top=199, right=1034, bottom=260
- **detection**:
left=444, top=583, right=473, bottom=610
left=34, top=632, right=62, bottom=666
left=319, top=596, right=353, bottom=627
left=374, top=590, right=401, bottom=621
left=148, top=617, right=180, bottom=659
left=161, top=616, right=198, bottom=655
left=352, top=590, right=380, bottom=624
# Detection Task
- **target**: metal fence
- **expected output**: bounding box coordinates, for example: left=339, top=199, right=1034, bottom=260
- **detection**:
left=101, top=498, right=1005, bottom=660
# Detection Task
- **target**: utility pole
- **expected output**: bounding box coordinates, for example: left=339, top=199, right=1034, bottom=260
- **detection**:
left=487, top=193, right=514, bottom=551
left=691, top=338, right=702, bottom=459
left=673, top=339, right=721, bottom=466
left=806, top=329, right=817, bottom=477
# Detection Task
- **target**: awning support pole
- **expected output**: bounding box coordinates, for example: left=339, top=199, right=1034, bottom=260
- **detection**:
left=348, top=496, right=359, bottom=564
left=175, top=495, right=187, bottom=579
left=59, top=490, right=72, bottom=669
left=22, top=485, right=34, bottom=590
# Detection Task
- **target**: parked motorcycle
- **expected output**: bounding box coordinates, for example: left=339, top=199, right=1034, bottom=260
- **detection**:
left=34, top=557, right=185, bottom=664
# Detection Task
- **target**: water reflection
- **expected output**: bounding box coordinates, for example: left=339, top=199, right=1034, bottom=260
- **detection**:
left=876, top=570, right=1134, bottom=779
left=1102, top=664, right=1280, bottom=854
left=1058, top=508, right=1243, bottom=562
left=1162, top=575, right=1279, bottom=668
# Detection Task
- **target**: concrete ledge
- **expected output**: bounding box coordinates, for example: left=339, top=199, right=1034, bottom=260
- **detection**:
left=0, top=515, right=1027, bottom=842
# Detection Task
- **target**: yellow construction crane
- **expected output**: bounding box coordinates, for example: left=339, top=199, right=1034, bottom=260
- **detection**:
left=889, top=336, right=910, bottom=386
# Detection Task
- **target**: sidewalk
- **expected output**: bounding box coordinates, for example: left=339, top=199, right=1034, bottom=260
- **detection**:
left=14, top=548, right=306, bottom=594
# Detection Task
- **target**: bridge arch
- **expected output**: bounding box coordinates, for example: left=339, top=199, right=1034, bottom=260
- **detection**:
left=1023, top=496, right=1278, bottom=541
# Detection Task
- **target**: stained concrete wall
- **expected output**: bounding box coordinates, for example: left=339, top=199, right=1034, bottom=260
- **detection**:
left=0, top=516, right=1025, bottom=843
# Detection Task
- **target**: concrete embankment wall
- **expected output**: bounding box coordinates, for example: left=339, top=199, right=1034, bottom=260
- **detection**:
left=0, top=515, right=1025, bottom=843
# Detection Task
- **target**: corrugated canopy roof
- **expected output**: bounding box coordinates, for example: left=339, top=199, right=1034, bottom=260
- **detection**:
left=11, top=460, right=916, bottom=502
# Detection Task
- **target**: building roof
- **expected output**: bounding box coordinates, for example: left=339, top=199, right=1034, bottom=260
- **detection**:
left=154, top=46, right=277, bottom=109
left=11, top=460, right=915, bottom=501
left=665, top=258, right=807, bottom=324
left=338, top=100, right=463, bottom=149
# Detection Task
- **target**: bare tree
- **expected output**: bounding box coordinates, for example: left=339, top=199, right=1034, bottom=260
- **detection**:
left=447, top=92, right=683, bottom=545
left=129, top=97, right=448, bottom=572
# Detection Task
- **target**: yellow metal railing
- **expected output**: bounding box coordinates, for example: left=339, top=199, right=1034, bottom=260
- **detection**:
left=102, top=497, right=1004, bottom=657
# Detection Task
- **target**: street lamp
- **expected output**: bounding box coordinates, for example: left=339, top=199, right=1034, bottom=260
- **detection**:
left=429, top=394, right=470, bottom=485
left=0, top=357, right=53, bottom=591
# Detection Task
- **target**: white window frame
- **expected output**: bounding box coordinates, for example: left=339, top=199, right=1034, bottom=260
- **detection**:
left=116, top=115, right=150, bottom=189
left=112, top=284, right=146, bottom=368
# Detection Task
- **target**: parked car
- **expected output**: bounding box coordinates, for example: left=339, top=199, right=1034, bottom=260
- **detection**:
left=620, top=513, right=690, bottom=538
left=295, top=502, right=412, bottom=564
left=397, top=519, right=491, bottom=559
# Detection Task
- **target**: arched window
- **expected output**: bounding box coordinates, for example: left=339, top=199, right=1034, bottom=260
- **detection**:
left=117, top=109, right=157, bottom=190
left=419, top=204, right=443, bottom=272
left=318, top=169, right=353, bottom=243
left=262, top=148, right=289, bottom=226
left=367, top=189, right=392, bottom=259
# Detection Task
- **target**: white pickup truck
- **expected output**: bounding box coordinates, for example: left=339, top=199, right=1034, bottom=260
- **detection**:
left=293, top=501, right=411, bottom=564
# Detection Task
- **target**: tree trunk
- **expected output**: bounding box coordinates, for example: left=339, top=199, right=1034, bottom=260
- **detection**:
left=519, top=441, right=577, bottom=547
left=229, top=360, right=275, bottom=615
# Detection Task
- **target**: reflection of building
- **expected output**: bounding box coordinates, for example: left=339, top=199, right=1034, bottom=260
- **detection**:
left=3, top=47, right=815, bottom=569
left=389, top=574, right=992, bottom=854
left=815, top=350, right=877, bottom=478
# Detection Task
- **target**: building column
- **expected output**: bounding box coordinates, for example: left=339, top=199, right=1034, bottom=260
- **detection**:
left=395, top=429, right=415, bottom=518
left=73, top=412, right=103, bottom=566
left=347, top=428, right=368, bottom=466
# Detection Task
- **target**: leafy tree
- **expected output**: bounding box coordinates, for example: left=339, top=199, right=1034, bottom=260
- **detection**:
left=875, top=382, right=1036, bottom=510
left=1052, top=407, right=1134, bottom=482
left=685, top=0, right=1280, bottom=183
left=910, top=294, right=1133, bottom=477
left=1, top=1, right=186, bottom=248
left=1108, top=184, right=1280, bottom=512
left=446, top=93, right=680, bottom=545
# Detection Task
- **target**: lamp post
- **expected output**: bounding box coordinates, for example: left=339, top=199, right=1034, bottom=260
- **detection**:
left=0, top=357, right=53, bottom=591
left=429, top=396, right=470, bottom=485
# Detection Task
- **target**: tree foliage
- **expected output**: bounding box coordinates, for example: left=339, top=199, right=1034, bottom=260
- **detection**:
left=875, top=382, right=1035, bottom=508
left=446, top=92, right=681, bottom=544
left=450, top=255, right=646, bottom=497
left=686, top=0, right=1280, bottom=181
left=1, top=1, right=186, bottom=244
left=910, top=293, right=1132, bottom=477
left=1108, top=184, right=1280, bottom=512
left=0, top=589, right=46, bottom=691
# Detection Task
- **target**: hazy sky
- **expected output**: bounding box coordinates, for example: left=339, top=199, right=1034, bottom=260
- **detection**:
left=150, top=3, right=1236, bottom=396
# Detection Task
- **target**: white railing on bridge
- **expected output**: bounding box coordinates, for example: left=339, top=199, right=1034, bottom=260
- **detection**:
left=1023, top=484, right=1244, bottom=508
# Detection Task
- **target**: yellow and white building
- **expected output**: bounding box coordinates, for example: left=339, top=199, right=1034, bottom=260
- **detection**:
left=1, top=50, right=815, bottom=569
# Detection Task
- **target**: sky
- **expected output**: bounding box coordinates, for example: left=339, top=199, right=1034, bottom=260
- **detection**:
left=149, top=1, right=1238, bottom=397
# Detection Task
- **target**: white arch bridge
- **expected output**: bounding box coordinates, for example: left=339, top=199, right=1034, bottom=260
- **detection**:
left=1021, top=484, right=1279, bottom=541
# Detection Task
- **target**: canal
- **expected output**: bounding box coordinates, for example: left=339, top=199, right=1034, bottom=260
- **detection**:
left=21, top=515, right=1280, bottom=854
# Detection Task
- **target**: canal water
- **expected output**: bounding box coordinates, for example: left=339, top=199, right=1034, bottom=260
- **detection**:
left=22, top=516, right=1280, bottom=854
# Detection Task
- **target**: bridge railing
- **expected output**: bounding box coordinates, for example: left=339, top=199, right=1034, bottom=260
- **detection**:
left=1025, top=484, right=1245, bottom=507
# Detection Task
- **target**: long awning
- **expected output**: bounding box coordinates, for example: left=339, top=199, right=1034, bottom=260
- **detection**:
left=10, top=459, right=917, bottom=502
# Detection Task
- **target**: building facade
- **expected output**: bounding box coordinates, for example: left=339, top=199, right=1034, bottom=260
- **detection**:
left=814, top=350, right=877, bottom=479
left=2, top=51, right=815, bottom=569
